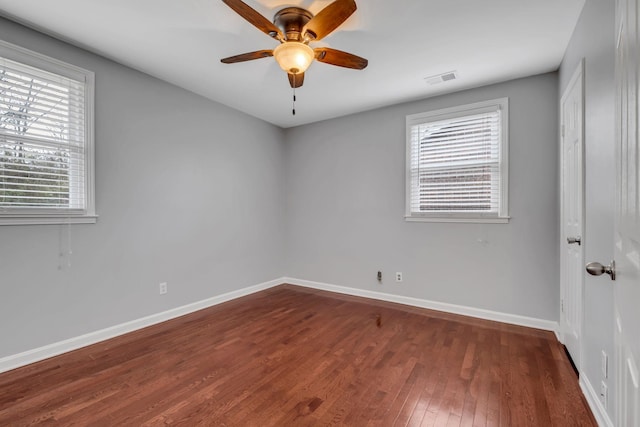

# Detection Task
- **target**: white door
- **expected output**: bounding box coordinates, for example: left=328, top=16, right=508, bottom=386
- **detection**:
left=614, top=0, right=640, bottom=424
left=560, top=60, right=585, bottom=370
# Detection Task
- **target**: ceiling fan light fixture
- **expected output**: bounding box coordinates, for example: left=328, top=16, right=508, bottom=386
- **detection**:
left=273, top=42, right=314, bottom=74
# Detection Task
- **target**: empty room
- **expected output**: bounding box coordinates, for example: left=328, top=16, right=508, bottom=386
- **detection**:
left=0, top=0, right=637, bottom=425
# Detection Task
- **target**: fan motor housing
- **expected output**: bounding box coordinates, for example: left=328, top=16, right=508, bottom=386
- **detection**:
left=273, top=7, right=314, bottom=41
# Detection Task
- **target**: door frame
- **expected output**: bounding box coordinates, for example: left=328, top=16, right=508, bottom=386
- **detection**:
left=559, top=58, right=586, bottom=371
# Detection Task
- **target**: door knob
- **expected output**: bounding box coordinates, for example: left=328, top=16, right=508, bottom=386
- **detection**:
left=567, top=236, right=581, bottom=245
left=586, top=260, right=616, bottom=281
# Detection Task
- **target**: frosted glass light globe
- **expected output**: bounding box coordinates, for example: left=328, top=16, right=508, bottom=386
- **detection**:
left=273, top=42, right=314, bottom=74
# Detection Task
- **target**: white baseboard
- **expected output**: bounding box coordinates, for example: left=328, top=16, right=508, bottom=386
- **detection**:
left=0, top=276, right=561, bottom=375
left=284, top=277, right=560, bottom=334
left=580, top=374, right=614, bottom=427
left=0, top=278, right=282, bottom=374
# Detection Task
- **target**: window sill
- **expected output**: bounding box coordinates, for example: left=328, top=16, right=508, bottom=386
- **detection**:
left=0, top=215, right=98, bottom=226
left=405, top=215, right=510, bottom=224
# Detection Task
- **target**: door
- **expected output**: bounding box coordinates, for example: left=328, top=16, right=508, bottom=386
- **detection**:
left=560, top=60, right=585, bottom=370
left=614, top=0, right=640, bottom=424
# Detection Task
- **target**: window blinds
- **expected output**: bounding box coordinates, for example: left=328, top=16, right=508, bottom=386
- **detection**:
left=408, top=110, right=502, bottom=214
left=0, top=56, right=86, bottom=210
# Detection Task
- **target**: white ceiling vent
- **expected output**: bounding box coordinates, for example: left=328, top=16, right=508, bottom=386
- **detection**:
left=425, top=71, right=458, bottom=85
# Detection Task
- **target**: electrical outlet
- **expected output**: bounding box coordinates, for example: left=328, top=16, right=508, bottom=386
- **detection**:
left=377, top=271, right=382, bottom=282
left=600, top=381, right=608, bottom=408
left=159, top=282, right=168, bottom=295
left=601, top=350, right=608, bottom=379
left=395, top=272, right=403, bottom=282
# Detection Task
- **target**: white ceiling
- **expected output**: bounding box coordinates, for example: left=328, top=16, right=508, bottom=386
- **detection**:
left=0, top=0, right=585, bottom=128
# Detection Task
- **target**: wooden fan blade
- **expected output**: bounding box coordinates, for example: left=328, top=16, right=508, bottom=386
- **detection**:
left=302, top=0, right=356, bottom=41
left=288, top=72, right=304, bottom=88
left=222, top=0, right=283, bottom=40
left=221, top=50, right=273, bottom=64
left=314, top=47, right=368, bottom=69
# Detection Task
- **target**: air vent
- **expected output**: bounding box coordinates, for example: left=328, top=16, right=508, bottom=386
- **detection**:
left=425, top=71, right=457, bottom=85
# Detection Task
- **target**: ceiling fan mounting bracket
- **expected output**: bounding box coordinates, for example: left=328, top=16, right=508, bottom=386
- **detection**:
left=273, top=7, right=314, bottom=42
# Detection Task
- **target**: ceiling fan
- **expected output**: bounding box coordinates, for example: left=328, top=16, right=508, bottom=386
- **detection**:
left=220, top=0, right=368, bottom=89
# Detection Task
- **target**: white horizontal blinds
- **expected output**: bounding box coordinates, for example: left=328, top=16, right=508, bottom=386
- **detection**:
left=410, top=110, right=501, bottom=213
left=0, top=56, right=86, bottom=210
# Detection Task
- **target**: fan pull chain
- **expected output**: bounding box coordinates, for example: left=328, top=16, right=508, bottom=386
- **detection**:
left=292, top=74, right=296, bottom=115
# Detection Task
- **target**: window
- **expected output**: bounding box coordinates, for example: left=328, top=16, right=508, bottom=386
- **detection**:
left=405, top=98, right=509, bottom=223
left=0, top=40, right=95, bottom=225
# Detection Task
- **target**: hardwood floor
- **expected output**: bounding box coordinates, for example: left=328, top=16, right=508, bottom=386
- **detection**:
left=0, top=284, right=596, bottom=426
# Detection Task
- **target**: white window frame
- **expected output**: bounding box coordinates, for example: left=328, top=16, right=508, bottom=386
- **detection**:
left=0, top=40, right=95, bottom=225
left=405, top=98, right=509, bottom=223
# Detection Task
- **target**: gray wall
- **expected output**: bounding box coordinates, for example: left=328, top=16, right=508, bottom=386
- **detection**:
left=559, top=0, right=616, bottom=421
left=0, top=18, right=287, bottom=358
left=0, top=12, right=570, bottom=363
left=284, top=73, right=560, bottom=321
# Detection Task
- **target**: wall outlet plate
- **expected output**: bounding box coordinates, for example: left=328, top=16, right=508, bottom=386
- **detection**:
left=395, top=272, right=403, bottom=282
left=159, top=282, right=168, bottom=295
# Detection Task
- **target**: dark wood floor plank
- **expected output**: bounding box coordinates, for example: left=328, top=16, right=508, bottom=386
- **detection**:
left=0, top=284, right=597, bottom=426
